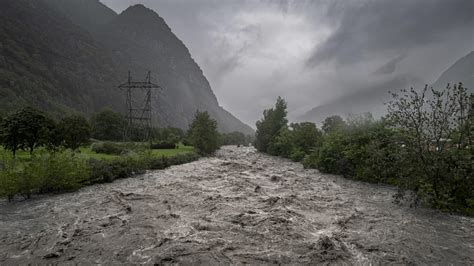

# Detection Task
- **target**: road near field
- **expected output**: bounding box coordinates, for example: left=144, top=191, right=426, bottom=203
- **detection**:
left=0, top=146, right=473, bottom=264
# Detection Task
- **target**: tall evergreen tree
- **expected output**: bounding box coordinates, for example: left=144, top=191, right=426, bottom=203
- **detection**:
left=187, top=111, right=220, bottom=155
left=255, top=96, right=288, bottom=152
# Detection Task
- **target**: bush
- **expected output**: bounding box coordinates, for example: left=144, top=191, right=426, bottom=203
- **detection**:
left=88, top=156, right=145, bottom=184
left=147, top=152, right=199, bottom=170
left=31, top=150, right=90, bottom=193
left=0, top=150, right=90, bottom=199
left=316, top=132, right=351, bottom=175
left=302, top=151, right=319, bottom=169
left=268, top=128, right=294, bottom=157
left=290, top=149, right=306, bottom=162
left=91, top=142, right=127, bottom=155
left=387, top=84, right=473, bottom=213
left=0, top=155, right=21, bottom=200
left=150, top=141, right=176, bottom=149
left=88, top=152, right=200, bottom=183
left=167, top=152, right=200, bottom=166
left=291, top=122, right=322, bottom=154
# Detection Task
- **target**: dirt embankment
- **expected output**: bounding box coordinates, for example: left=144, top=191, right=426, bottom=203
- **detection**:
left=0, top=146, right=473, bottom=264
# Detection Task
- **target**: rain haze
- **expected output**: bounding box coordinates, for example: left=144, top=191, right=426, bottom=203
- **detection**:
left=102, top=0, right=474, bottom=126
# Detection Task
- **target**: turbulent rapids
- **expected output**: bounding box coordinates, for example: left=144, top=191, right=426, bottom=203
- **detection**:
left=0, top=146, right=473, bottom=264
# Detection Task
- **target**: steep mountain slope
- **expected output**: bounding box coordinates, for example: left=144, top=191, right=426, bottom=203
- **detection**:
left=0, top=0, right=253, bottom=134
left=43, top=0, right=116, bottom=31
left=432, top=51, right=474, bottom=90
left=0, top=0, right=123, bottom=115
left=96, top=5, right=253, bottom=133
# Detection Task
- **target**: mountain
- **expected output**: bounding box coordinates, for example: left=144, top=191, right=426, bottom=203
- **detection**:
left=0, top=0, right=123, bottom=115
left=96, top=4, right=253, bottom=133
left=298, top=51, right=474, bottom=124
left=43, top=0, right=116, bottom=31
left=297, top=75, right=417, bottom=124
left=432, top=51, right=474, bottom=91
left=0, top=0, right=253, bottom=135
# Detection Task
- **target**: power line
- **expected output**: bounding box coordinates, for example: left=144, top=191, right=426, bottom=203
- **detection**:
left=118, top=71, right=161, bottom=144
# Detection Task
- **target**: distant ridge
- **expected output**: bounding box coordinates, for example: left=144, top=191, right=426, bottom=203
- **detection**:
left=432, top=51, right=474, bottom=91
left=297, top=51, right=474, bottom=124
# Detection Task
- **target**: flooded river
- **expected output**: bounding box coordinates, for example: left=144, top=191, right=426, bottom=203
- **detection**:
left=0, top=146, right=473, bottom=264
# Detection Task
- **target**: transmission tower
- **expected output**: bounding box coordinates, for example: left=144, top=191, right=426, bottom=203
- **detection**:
left=118, top=71, right=160, bottom=143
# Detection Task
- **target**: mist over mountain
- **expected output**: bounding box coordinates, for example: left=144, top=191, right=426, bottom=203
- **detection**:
left=296, top=74, right=419, bottom=124
left=0, top=0, right=254, bottom=134
left=298, top=51, right=474, bottom=124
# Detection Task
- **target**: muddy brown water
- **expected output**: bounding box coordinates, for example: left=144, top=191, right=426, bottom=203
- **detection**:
left=0, top=146, right=473, bottom=264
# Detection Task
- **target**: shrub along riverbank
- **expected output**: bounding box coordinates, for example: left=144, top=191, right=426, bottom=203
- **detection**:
left=255, top=84, right=473, bottom=216
left=0, top=145, right=199, bottom=200
left=0, top=107, right=226, bottom=201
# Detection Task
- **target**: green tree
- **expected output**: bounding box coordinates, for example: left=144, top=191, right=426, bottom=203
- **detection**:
left=0, top=107, right=55, bottom=156
left=268, top=127, right=294, bottom=157
left=57, top=114, right=91, bottom=150
left=255, top=96, right=288, bottom=152
left=322, top=115, right=346, bottom=134
left=0, top=113, right=21, bottom=157
left=221, top=131, right=246, bottom=145
left=0, top=113, right=4, bottom=144
left=290, top=122, right=322, bottom=154
left=187, top=111, right=220, bottom=155
left=90, top=109, right=126, bottom=141
left=387, top=83, right=473, bottom=210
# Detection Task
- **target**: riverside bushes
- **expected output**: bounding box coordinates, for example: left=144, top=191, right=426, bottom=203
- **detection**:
left=91, top=141, right=127, bottom=155
left=0, top=150, right=90, bottom=199
left=0, top=149, right=200, bottom=200
left=88, top=151, right=199, bottom=184
left=256, top=84, right=473, bottom=215
left=150, top=141, right=176, bottom=149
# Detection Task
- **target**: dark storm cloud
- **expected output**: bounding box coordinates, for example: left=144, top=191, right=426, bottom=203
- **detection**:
left=307, top=0, right=474, bottom=67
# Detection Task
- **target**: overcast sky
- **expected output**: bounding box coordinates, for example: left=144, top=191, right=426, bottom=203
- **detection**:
left=102, top=0, right=474, bottom=126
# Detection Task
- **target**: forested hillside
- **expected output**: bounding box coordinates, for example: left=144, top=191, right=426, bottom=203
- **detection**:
left=0, top=0, right=253, bottom=134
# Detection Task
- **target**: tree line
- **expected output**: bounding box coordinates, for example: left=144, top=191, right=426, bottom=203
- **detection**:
left=0, top=106, right=252, bottom=157
left=255, top=84, right=473, bottom=215
left=0, top=107, right=225, bottom=200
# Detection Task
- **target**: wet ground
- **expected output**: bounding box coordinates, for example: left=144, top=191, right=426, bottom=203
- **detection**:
left=0, top=146, right=473, bottom=264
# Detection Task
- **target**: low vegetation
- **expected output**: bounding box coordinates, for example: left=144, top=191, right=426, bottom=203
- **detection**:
left=255, top=83, right=473, bottom=215
left=0, top=147, right=199, bottom=200
left=0, top=108, right=200, bottom=200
